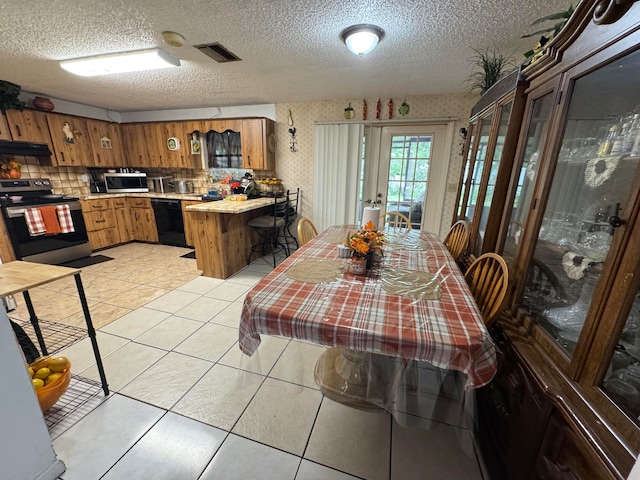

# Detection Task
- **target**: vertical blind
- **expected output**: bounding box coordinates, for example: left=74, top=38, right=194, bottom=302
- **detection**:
left=312, top=123, right=364, bottom=231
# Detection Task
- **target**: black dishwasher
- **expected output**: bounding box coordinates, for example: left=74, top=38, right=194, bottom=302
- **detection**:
left=151, top=198, right=187, bottom=247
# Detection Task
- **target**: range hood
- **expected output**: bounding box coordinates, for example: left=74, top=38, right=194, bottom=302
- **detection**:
left=0, top=140, right=51, bottom=158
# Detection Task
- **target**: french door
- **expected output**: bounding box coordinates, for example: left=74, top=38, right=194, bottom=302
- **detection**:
left=360, top=124, right=451, bottom=233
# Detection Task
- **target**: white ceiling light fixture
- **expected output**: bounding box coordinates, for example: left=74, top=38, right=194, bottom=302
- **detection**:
left=162, top=31, right=186, bottom=48
left=340, top=24, right=385, bottom=57
left=60, top=48, right=180, bottom=77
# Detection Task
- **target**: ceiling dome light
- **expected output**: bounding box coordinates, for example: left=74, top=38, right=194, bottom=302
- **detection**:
left=340, top=24, right=384, bottom=56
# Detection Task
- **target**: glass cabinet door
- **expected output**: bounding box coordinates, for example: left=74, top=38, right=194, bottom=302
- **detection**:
left=474, top=101, right=513, bottom=254
left=522, top=48, right=640, bottom=359
left=456, top=124, right=476, bottom=220
left=465, top=113, right=493, bottom=224
left=502, top=91, right=555, bottom=264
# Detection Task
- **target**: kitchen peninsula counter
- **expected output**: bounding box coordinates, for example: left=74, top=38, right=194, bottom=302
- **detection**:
left=185, top=197, right=276, bottom=279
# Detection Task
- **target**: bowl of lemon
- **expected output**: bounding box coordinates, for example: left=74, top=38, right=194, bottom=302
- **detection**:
left=28, top=356, right=71, bottom=411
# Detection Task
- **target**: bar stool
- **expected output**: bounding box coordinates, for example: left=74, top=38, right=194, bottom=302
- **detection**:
left=247, top=195, right=289, bottom=267
left=279, top=188, right=300, bottom=255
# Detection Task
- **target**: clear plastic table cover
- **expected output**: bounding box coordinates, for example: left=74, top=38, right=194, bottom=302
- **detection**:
left=239, top=225, right=495, bottom=434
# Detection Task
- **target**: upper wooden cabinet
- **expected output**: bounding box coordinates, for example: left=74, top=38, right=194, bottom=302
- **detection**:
left=154, top=122, right=199, bottom=169
left=45, top=113, right=93, bottom=166
left=85, top=119, right=126, bottom=167
left=200, top=119, right=242, bottom=134
left=471, top=2, right=640, bottom=478
left=242, top=118, right=275, bottom=171
left=5, top=109, right=51, bottom=144
left=0, top=113, right=12, bottom=140
left=121, top=123, right=149, bottom=167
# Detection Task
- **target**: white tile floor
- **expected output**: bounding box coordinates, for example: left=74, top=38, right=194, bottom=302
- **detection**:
left=47, top=244, right=485, bottom=480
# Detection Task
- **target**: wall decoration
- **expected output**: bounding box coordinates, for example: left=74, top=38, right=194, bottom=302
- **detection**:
left=289, top=127, right=297, bottom=152
left=99, top=136, right=112, bottom=149
left=458, top=127, right=467, bottom=155
left=287, top=109, right=294, bottom=126
left=376, top=98, right=381, bottom=120
left=62, top=122, right=75, bottom=144
left=362, top=99, right=367, bottom=120
left=344, top=103, right=355, bottom=119
left=167, top=137, right=180, bottom=151
left=190, top=138, right=201, bottom=155
left=399, top=100, right=410, bottom=116
left=388, top=99, right=393, bottom=120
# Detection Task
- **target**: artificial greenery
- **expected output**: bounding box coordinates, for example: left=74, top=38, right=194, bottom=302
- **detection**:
left=465, top=47, right=515, bottom=95
left=522, top=5, right=575, bottom=58
left=0, top=80, right=24, bottom=112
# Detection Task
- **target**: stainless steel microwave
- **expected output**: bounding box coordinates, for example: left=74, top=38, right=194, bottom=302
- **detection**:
left=104, top=173, right=149, bottom=193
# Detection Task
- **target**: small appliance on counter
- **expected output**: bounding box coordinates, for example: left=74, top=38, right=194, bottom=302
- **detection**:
left=104, top=172, right=148, bottom=193
left=148, top=176, right=174, bottom=193
left=88, top=167, right=106, bottom=193
left=236, top=173, right=258, bottom=197
left=171, top=180, right=194, bottom=194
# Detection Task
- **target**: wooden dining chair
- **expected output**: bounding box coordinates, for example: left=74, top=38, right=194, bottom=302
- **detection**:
left=444, top=220, right=471, bottom=263
left=297, top=217, right=318, bottom=246
left=464, top=253, right=509, bottom=327
left=381, top=211, right=412, bottom=232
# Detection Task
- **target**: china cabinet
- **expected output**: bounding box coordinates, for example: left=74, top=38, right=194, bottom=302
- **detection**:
left=455, top=69, right=527, bottom=257
left=472, top=1, right=640, bottom=479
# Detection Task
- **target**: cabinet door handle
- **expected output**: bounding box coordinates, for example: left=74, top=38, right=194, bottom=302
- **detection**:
left=59, top=151, right=65, bottom=163
left=16, top=125, right=22, bottom=137
left=96, top=153, right=101, bottom=164
left=96, top=219, right=106, bottom=223
left=608, top=215, right=625, bottom=228
left=92, top=204, right=103, bottom=209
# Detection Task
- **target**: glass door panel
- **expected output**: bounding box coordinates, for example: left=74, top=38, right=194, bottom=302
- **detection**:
left=523, top=49, right=640, bottom=357
left=477, top=102, right=512, bottom=246
left=456, top=124, right=476, bottom=219
left=466, top=113, right=493, bottom=223
left=503, top=92, right=555, bottom=264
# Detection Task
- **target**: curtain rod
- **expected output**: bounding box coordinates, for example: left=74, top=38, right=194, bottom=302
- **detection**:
left=314, top=116, right=459, bottom=126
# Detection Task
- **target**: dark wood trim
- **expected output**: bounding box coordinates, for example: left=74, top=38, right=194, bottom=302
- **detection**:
left=470, top=68, right=521, bottom=118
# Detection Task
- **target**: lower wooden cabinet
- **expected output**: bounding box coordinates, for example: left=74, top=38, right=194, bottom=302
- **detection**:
left=81, top=198, right=120, bottom=250
left=128, top=197, right=158, bottom=243
left=181, top=200, right=201, bottom=247
left=113, top=197, right=133, bottom=243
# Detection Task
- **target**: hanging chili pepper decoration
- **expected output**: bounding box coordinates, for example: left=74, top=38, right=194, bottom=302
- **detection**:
left=376, top=98, right=381, bottom=120
left=362, top=99, right=367, bottom=120
left=388, top=99, right=393, bottom=120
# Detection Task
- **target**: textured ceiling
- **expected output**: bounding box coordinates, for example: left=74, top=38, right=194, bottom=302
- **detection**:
left=0, top=0, right=572, bottom=112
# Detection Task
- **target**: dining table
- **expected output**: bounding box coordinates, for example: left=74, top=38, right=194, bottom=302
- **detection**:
left=239, top=224, right=497, bottom=426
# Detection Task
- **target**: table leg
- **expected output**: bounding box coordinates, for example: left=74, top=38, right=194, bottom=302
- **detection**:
left=74, top=273, right=109, bottom=396
left=23, top=290, right=48, bottom=356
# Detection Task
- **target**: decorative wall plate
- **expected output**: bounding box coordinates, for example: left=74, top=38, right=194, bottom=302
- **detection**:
left=167, top=137, right=180, bottom=151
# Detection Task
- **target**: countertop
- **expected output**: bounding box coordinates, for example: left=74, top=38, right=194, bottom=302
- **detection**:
left=82, top=192, right=205, bottom=202
left=185, top=196, right=276, bottom=214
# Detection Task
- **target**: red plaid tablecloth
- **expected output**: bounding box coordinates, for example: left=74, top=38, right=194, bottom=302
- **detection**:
left=239, top=225, right=497, bottom=389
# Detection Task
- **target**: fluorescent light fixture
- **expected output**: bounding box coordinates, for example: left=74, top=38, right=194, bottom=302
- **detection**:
left=340, top=24, right=385, bottom=56
left=60, top=48, right=180, bottom=77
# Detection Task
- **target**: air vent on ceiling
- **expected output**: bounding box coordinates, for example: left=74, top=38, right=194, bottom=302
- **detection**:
left=194, top=43, right=241, bottom=63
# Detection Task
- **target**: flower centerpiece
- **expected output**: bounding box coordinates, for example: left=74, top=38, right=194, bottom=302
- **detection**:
left=346, top=221, right=386, bottom=273
left=0, top=158, right=21, bottom=179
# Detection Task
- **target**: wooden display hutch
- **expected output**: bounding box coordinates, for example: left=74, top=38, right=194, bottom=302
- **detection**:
left=467, top=1, right=640, bottom=478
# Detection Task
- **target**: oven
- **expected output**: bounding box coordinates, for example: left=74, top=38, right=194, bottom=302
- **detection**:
left=0, top=178, right=91, bottom=264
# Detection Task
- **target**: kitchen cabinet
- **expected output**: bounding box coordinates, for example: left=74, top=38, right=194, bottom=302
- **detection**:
left=86, top=119, right=126, bottom=167
left=455, top=69, right=527, bottom=257
left=181, top=200, right=201, bottom=247
left=113, top=197, right=133, bottom=243
left=0, top=113, right=12, bottom=140
left=45, top=113, right=93, bottom=166
left=121, top=123, right=147, bottom=167
left=155, top=122, right=198, bottom=169
left=473, top=2, right=640, bottom=478
left=201, top=119, right=242, bottom=134
left=80, top=198, right=120, bottom=250
left=242, top=118, right=275, bottom=171
left=128, top=197, right=158, bottom=243
left=5, top=109, right=51, bottom=145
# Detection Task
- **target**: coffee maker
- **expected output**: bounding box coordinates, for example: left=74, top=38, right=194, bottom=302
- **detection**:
left=88, top=168, right=106, bottom=193
left=239, top=173, right=258, bottom=197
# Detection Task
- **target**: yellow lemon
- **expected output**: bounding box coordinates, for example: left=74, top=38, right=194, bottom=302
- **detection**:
left=32, top=378, right=44, bottom=389
left=34, top=367, right=51, bottom=380
left=48, top=357, right=70, bottom=373
left=30, top=358, right=50, bottom=371
left=45, top=373, right=63, bottom=385
left=27, top=367, right=34, bottom=378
